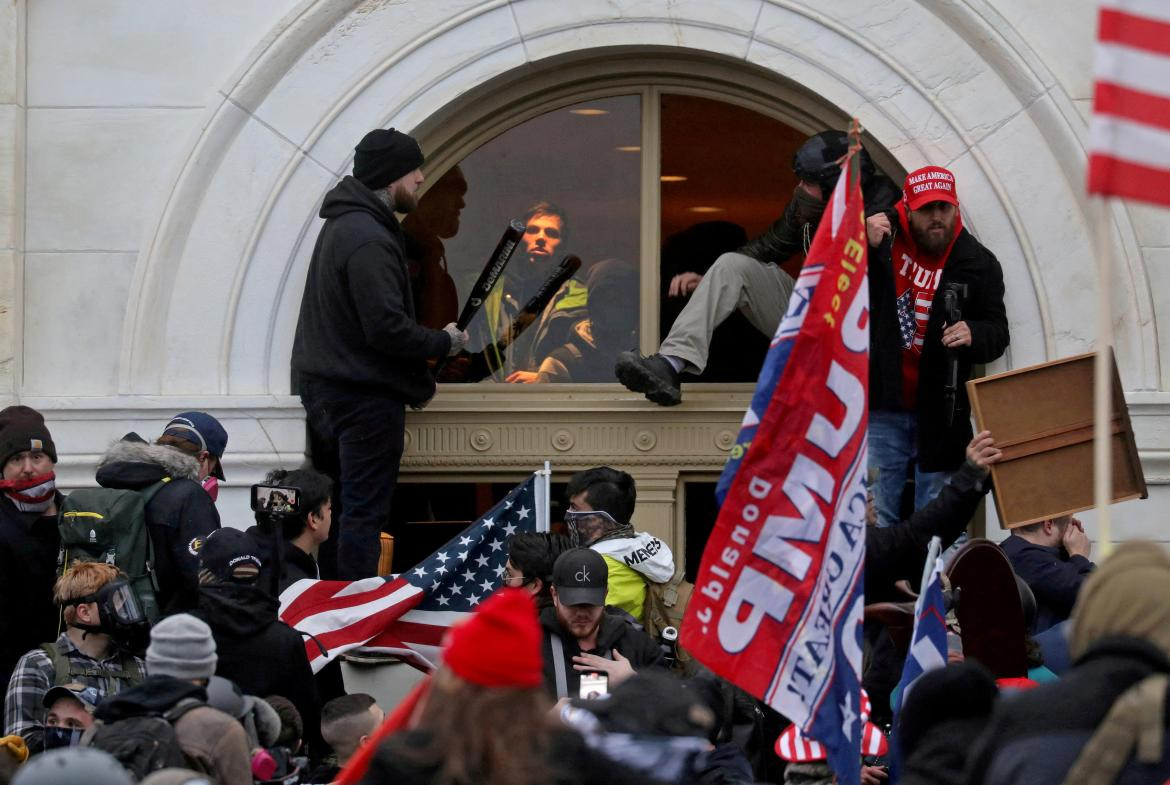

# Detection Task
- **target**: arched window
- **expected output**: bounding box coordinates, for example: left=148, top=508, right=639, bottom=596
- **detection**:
left=408, top=84, right=840, bottom=386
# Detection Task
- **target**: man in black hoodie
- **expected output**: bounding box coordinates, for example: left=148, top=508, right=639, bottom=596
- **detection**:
left=190, top=527, right=324, bottom=760
left=292, top=127, right=469, bottom=580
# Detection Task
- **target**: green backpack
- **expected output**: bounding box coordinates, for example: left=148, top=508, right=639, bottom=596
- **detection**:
left=57, top=480, right=170, bottom=622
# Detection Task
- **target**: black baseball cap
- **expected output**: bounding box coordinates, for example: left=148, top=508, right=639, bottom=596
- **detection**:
left=552, top=548, right=608, bottom=606
left=199, top=528, right=262, bottom=584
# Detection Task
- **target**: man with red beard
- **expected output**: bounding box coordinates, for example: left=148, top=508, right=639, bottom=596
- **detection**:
left=865, top=166, right=1009, bottom=529
left=538, top=548, right=665, bottom=700
left=0, top=406, right=64, bottom=692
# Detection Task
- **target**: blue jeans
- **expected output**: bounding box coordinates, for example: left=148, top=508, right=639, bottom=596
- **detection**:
left=868, top=410, right=949, bottom=529
left=301, top=376, right=405, bottom=579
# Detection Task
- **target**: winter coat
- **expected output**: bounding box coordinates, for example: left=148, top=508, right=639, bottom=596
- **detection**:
left=539, top=605, right=666, bottom=699
left=869, top=224, right=1009, bottom=471
left=999, top=536, right=1094, bottom=634
left=291, top=175, right=451, bottom=406
left=95, top=436, right=220, bottom=613
left=94, top=674, right=253, bottom=785
left=865, top=461, right=990, bottom=602
left=191, top=582, right=322, bottom=757
left=0, top=493, right=61, bottom=693
left=590, top=531, right=675, bottom=622
left=361, top=727, right=660, bottom=785
left=966, top=636, right=1170, bottom=785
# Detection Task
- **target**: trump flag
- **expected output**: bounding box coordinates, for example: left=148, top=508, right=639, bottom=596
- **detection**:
left=682, top=134, right=869, bottom=785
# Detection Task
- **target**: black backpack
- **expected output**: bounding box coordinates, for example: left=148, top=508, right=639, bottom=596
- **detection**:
left=58, top=480, right=169, bottom=622
left=87, top=698, right=205, bottom=781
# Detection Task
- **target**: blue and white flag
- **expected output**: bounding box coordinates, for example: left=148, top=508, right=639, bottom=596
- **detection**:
left=894, top=536, right=949, bottom=711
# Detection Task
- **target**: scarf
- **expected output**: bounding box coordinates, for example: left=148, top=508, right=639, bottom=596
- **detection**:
left=0, top=471, right=57, bottom=513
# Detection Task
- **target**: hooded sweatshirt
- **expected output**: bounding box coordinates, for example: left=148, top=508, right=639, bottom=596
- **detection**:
left=589, top=531, right=675, bottom=622
left=291, top=175, right=451, bottom=406
left=191, top=582, right=323, bottom=758
left=95, top=435, right=220, bottom=613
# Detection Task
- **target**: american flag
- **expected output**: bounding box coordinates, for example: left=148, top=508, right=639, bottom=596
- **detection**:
left=279, top=473, right=545, bottom=672
left=897, top=289, right=916, bottom=350
left=1088, top=0, right=1170, bottom=206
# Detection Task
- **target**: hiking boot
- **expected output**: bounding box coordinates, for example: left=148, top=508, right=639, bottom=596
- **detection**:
left=614, top=351, right=682, bottom=406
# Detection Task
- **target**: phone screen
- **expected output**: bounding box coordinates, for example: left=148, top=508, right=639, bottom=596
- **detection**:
left=579, top=673, right=608, bottom=699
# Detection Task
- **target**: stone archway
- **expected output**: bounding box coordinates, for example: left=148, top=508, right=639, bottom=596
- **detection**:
left=119, top=0, right=1158, bottom=401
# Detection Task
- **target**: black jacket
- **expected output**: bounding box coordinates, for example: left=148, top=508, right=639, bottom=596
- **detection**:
left=292, top=176, right=451, bottom=406
left=95, top=436, right=220, bottom=614
left=999, top=536, right=1094, bottom=633
left=866, top=461, right=990, bottom=602
left=869, top=222, right=1009, bottom=471
left=245, top=525, right=319, bottom=593
left=191, top=582, right=322, bottom=756
left=95, top=673, right=206, bottom=721
left=966, top=636, right=1170, bottom=785
left=0, top=493, right=62, bottom=691
left=539, top=605, right=665, bottom=699
left=739, top=174, right=902, bottom=264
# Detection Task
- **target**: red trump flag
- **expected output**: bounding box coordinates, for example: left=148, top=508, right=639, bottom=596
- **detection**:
left=682, top=135, right=868, bottom=785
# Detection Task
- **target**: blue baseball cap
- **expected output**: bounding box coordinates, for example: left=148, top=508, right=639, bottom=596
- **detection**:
left=163, top=411, right=228, bottom=479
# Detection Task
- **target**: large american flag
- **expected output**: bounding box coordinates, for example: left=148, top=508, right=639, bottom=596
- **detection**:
left=279, top=473, right=545, bottom=672
left=1088, top=0, right=1170, bottom=206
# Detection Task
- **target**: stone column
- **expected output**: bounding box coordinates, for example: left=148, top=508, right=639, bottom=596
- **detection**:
left=0, top=0, right=23, bottom=404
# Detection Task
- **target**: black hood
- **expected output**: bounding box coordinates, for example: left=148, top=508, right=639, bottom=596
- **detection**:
left=195, top=581, right=281, bottom=638
left=320, top=175, right=399, bottom=229
left=95, top=674, right=206, bottom=721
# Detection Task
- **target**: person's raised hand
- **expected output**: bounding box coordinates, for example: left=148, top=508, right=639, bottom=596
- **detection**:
left=572, top=648, right=636, bottom=688
left=443, top=323, right=470, bottom=356
left=866, top=213, right=892, bottom=247
left=965, top=430, right=1003, bottom=475
left=1062, top=517, right=1092, bottom=559
left=668, top=272, right=703, bottom=298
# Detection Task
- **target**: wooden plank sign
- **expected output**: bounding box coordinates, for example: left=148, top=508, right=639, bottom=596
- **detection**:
left=966, top=351, right=1146, bottom=528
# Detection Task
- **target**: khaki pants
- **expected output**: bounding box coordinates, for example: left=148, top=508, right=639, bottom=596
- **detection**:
left=659, top=252, right=795, bottom=374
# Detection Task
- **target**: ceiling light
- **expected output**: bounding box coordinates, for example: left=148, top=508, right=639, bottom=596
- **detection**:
left=660, top=175, right=688, bottom=182
left=616, top=145, right=641, bottom=152
left=570, top=108, right=609, bottom=116
left=688, top=206, right=724, bottom=213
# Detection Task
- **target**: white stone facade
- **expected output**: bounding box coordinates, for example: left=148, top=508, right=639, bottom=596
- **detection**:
left=1, top=0, right=1167, bottom=541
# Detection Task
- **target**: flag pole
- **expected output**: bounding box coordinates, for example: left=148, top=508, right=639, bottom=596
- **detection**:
left=1092, top=196, right=1114, bottom=557
left=538, top=461, right=552, bottom=533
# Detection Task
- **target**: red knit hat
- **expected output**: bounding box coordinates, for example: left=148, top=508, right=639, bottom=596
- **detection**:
left=441, top=588, right=543, bottom=688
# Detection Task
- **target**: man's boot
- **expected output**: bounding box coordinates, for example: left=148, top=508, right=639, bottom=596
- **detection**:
left=614, top=351, right=682, bottom=406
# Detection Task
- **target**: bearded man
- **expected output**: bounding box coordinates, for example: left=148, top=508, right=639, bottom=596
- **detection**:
left=865, top=165, right=1009, bottom=528
left=292, top=128, right=469, bottom=579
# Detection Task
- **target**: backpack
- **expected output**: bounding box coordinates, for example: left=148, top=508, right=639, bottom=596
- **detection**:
left=87, top=697, right=205, bottom=781
left=40, top=641, right=146, bottom=689
left=58, top=480, right=170, bottom=622
left=641, top=564, right=695, bottom=670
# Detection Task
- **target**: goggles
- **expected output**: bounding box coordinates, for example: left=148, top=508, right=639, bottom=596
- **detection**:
left=564, top=509, right=623, bottom=546
left=70, top=578, right=147, bottom=629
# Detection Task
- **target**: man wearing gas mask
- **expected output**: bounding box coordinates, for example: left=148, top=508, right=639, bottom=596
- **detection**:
left=616, top=131, right=901, bottom=405
left=3, top=562, right=147, bottom=752
left=564, top=467, right=674, bottom=623
left=0, top=406, right=64, bottom=696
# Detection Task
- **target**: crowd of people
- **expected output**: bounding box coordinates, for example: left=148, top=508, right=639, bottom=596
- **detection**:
left=0, top=122, right=1165, bottom=785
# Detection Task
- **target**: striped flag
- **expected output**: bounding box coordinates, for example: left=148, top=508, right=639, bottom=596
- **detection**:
left=1088, top=0, right=1170, bottom=206
left=279, top=473, right=545, bottom=672
left=893, top=536, right=948, bottom=712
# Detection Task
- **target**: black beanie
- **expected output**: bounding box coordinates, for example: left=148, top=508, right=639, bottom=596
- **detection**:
left=0, top=405, right=57, bottom=467
left=353, top=128, right=424, bottom=190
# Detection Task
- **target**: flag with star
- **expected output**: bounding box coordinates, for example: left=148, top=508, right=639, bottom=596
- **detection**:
left=279, top=472, right=545, bottom=672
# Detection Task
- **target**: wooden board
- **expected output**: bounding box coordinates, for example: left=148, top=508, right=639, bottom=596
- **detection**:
left=966, top=351, right=1146, bottom=529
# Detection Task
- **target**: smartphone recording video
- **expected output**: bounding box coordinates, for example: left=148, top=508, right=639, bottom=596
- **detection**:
left=251, top=484, right=302, bottom=515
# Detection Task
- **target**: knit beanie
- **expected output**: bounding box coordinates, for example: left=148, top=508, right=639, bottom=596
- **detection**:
left=353, top=128, right=424, bottom=190
left=146, top=614, right=218, bottom=681
left=0, top=406, right=57, bottom=467
left=441, top=588, right=543, bottom=688
left=1069, top=540, right=1170, bottom=660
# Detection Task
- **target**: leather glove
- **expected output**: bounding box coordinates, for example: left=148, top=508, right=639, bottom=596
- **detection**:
left=443, top=323, right=470, bottom=356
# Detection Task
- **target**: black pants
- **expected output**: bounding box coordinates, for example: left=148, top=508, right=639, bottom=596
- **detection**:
left=300, top=376, right=405, bottom=580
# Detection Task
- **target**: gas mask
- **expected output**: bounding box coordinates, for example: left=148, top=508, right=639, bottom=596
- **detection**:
left=564, top=509, right=629, bottom=547
left=42, top=725, right=85, bottom=749
left=68, top=578, right=150, bottom=651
